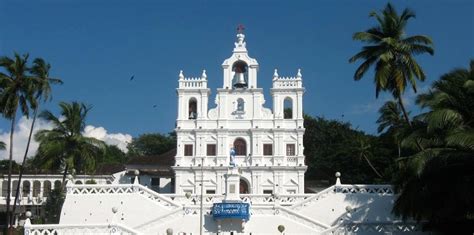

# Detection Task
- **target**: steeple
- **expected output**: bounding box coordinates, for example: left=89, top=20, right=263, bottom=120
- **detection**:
left=222, top=25, right=259, bottom=89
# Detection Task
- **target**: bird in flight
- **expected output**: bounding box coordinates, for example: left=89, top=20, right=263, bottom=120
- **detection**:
left=130, top=75, right=135, bottom=81
left=153, top=105, right=157, bottom=108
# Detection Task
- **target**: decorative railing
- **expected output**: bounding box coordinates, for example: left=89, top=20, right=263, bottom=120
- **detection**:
left=335, top=184, right=394, bottom=195
left=25, top=223, right=141, bottom=235
left=240, top=194, right=310, bottom=206
left=179, top=78, right=207, bottom=88
left=167, top=193, right=309, bottom=207
left=273, top=77, right=303, bottom=88
left=322, top=222, right=422, bottom=234
left=178, top=70, right=207, bottom=89
left=67, top=184, right=181, bottom=209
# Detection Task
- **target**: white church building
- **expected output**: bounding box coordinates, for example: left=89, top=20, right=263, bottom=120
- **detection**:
left=174, top=30, right=306, bottom=196
left=21, top=30, right=426, bottom=235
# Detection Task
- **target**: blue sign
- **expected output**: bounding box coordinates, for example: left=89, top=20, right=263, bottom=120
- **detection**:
left=212, top=202, right=250, bottom=221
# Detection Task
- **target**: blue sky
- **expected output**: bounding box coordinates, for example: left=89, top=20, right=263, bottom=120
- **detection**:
left=1, top=0, right=473, bottom=138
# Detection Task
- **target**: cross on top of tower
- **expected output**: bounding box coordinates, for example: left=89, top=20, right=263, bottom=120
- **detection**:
left=237, top=24, right=245, bottom=34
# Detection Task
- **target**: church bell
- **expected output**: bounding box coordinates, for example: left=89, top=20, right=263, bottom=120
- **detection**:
left=234, top=72, right=247, bottom=88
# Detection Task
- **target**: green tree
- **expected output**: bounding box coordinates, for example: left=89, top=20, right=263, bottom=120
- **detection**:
left=0, top=141, right=5, bottom=150
left=0, top=53, right=36, bottom=229
left=127, top=132, right=176, bottom=157
left=12, top=57, right=62, bottom=219
left=35, top=102, right=106, bottom=183
left=393, top=60, right=474, bottom=233
left=303, top=115, right=395, bottom=184
left=349, top=3, right=434, bottom=127
left=97, top=145, right=128, bottom=165
left=377, top=100, right=408, bottom=157
left=43, top=188, right=65, bottom=224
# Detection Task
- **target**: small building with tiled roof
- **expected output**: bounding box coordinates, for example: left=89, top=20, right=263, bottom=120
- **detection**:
left=124, top=148, right=176, bottom=193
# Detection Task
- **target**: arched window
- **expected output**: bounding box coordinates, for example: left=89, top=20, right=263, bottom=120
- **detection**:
left=237, top=98, right=245, bottom=112
left=33, top=181, right=41, bottom=197
left=43, top=181, right=52, bottom=197
left=22, top=181, right=31, bottom=196
left=283, top=97, right=293, bottom=119
left=54, top=180, right=61, bottom=190
left=232, top=61, right=248, bottom=88
left=188, top=98, right=197, bottom=119
left=233, top=138, right=247, bottom=156
left=2, top=181, right=8, bottom=197
left=75, top=180, right=83, bottom=184
left=12, top=180, right=18, bottom=196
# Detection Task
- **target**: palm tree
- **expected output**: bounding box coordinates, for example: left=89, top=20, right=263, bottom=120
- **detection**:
left=12, top=58, right=63, bottom=217
left=35, top=102, right=106, bottom=184
left=0, top=53, right=36, bottom=229
left=349, top=3, right=434, bottom=127
left=351, top=137, right=383, bottom=178
left=377, top=100, right=407, bottom=157
left=393, top=60, right=474, bottom=232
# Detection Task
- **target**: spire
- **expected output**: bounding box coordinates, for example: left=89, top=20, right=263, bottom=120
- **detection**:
left=179, top=70, right=184, bottom=80
left=234, top=24, right=247, bottom=52
left=201, top=69, right=207, bottom=80
left=296, top=69, right=302, bottom=78
left=273, top=69, right=279, bottom=81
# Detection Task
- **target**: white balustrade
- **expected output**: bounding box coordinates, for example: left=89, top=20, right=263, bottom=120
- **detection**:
left=67, top=184, right=181, bottom=209
left=25, top=223, right=141, bottom=235
left=322, top=222, right=422, bottom=234
left=273, top=77, right=303, bottom=88
left=178, top=77, right=207, bottom=89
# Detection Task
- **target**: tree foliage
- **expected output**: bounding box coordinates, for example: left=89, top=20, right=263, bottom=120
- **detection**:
left=304, top=115, right=396, bottom=184
left=390, top=60, right=474, bottom=232
left=349, top=3, right=434, bottom=127
left=43, top=188, right=65, bottom=224
left=34, top=102, right=106, bottom=176
left=127, top=132, right=176, bottom=157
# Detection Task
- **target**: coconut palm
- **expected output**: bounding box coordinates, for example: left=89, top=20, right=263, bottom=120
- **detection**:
left=377, top=100, right=408, bottom=157
left=0, top=53, right=36, bottom=228
left=12, top=58, right=63, bottom=217
left=349, top=3, right=434, bottom=127
left=351, top=137, right=383, bottom=178
left=393, top=60, right=474, bottom=232
left=0, top=141, right=5, bottom=150
left=35, top=102, right=106, bottom=184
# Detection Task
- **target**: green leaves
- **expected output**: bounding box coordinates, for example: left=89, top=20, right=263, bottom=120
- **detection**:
left=350, top=3, right=434, bottom=115
left=35, top=102, right=106, bottom=175
left=389, top=60, right=474, bottom=231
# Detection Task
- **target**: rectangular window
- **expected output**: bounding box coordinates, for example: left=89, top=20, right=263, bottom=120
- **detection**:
left=151, top=178, right=160, bottom=186
left=263, top=144, right=273, bottom=156
left=206, top=189, right=216, bottom=194
left=184, top=144, right=193, bottom=156
left=207, top=144, right=216, bottom=156
left=286, top=144, right=296, bottom=156
left=263, top=190, right=273, bottom=194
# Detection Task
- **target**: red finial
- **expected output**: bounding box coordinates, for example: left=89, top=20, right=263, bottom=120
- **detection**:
left=237, top=24, right=245, bottom=34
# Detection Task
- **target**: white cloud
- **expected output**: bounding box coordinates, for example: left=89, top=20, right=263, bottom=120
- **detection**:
left=0, top=116, right=132, bottom=162
left=83, top=125, right=132, bottom=152
left=0, top=116, right=54, bottom=162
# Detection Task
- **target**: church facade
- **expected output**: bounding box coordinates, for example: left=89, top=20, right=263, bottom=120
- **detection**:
left=174, top=31, right=306, bottom=195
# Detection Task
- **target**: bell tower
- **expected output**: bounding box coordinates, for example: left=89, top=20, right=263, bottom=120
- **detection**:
left=222, top=25, right=259, bottom=89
